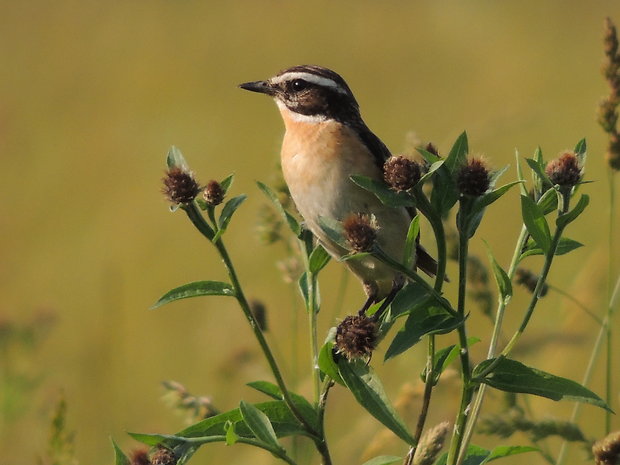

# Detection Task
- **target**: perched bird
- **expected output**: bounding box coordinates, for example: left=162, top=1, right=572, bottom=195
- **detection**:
left=240, top=65, right=436, bottom=313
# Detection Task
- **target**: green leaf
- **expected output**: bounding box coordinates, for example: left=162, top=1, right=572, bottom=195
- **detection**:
left=473, top=358, right=612, bottom=412
left=520, top=195, right=551, bottom=253
left=112, top=439, right=130, bottom=465
left=245, top=381, right=318, bottom=426
left=537, top=187, right=559, bottom=215
left=520, top=237, right=583, bottom=259
left=418, top=160, right=445, bottom=184
left=422, top=337, right=480, bottom=384
left=318, top=340, right=345, bottom=385
left=128, top=432, right=170, bottom=446
left=403, top=216, right=420, bottom=268
left=256, top=181, right=301, bottom=237
left=317, top=216, right=348, bottom=249
left=445, top=131, right=469, bottom=172
left=338, top=359, right=415, bottom=444
left=224, top=420, right=239, bottom=445
left=484, top=242, right=512, bottom=304
left=215, top=194, right=247, bottom=237
left=362, top=455, right=402, bottom=465
left=309, top=245, right=331, bottom=274
left=430, top=167, right=458, bottom=216
left=417, top=147, right=442, bottom=164
left=220, top=174, right=234, bottom=195
left=574, top=138, right=587, bottom=166
left=515, top=151, right=528, bottom=196
left=151, top=281, right=235, bottom=309
left=175, top=400, right=313, bottom=440
left=556, top=194, right=589, bottom=229
left=434, top=443, right=536, bottom=465
left=239, top=401, right=282, bottom=451
left=350, top=175, right=416, bottom=208
left=166, top=146, right=190, bottom=170
left=388, top=284, right=432, bottom=319
left=384, top=305, right=463, bottom=360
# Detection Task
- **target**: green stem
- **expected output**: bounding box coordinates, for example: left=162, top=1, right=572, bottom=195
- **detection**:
left=446, top=226, right=473, bottom=465
left=183, top=205, right=319, bottom=439
left=177, top=435, right=299, bottom=465
left=605, top=169, right=616, bottom=433
left=456, top=225, right=529, bottom=464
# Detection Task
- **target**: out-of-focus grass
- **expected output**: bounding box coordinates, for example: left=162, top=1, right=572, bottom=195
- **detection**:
left=1, top=1, right=618, bottom=464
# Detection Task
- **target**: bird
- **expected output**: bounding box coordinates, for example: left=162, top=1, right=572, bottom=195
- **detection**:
left=239, top=65, right=437, bottom=314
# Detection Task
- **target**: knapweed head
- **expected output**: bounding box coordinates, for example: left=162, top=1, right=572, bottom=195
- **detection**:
left=335, top=314, right=378, bottom=360
left=545, top=151, right=583, bottom=189
left=457, top=157, right=490, bottom=197
left=162, top=167, right=201, bottom=205
left=203, top=180, right=225, bottom=206
left=383, top=155, right=421, bottom=191
left=343, top=213, right=377, bottom=253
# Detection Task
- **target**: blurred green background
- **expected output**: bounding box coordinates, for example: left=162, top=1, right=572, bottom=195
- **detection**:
left=1, top=1, right=619, bottom=464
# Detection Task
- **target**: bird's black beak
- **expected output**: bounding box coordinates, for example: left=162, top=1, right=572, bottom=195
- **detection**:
left=238, top=80, right=276, bottom=96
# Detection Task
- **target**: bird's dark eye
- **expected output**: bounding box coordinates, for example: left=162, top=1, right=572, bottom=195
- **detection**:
left=291, top=79, right=308, bottom=92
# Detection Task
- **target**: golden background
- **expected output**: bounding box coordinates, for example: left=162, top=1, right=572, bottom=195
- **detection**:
left=1, top=1, right=619, bottom=464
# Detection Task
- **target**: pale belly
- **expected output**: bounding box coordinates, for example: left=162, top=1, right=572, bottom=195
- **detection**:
left=280, top=119, right=411, bottom=297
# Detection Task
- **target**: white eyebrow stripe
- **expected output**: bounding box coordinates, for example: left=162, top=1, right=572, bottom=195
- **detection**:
left=271, top=72, right=346, bottom=93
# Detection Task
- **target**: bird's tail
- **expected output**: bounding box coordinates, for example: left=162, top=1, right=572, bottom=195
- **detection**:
left=416, top=244, right=449, bottom=282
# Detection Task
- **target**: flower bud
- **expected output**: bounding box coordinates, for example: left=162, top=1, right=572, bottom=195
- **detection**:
left=162, top=167, right=201, bottom=205
left=203, top=180, right=224, bottom=206
left=383, top=155, right=421, bottom=191
left=343, top=213, right=377, bottom=253
left=545, top=151, right=582, bottom=188
left=457, top=157, right=490, bottom=197
left=335, top=314, right=378, bottom=360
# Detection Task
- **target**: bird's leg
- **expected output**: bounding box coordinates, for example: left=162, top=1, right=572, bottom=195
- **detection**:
left=371, top=275, right=405, bottom=321
left=358, top=282, right=379, bottom=316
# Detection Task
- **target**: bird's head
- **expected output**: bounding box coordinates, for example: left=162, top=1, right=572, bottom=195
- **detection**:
left=239, top=65, right=361, bottom=123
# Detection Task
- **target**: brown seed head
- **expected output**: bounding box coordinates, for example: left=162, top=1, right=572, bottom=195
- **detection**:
left=151, top=446, right=176, bottom=465
left=545, top=151, right=582, bottom=188
left=383, top=155, right=421, bottom=191
left=130, top=448, right=151, bottom=465
left=203, top=180, right=225, bottom=206
left=607, top=134, right=620, bottom=171
left=457, top=157, right=491, bottom=197
left=335, top=314, right=378, bottom=360
left=593, top=430, right=620, bottom=465
left=413, top=421, right=451, bottom=465
left=343, top=213, right=377, bottom=253
left=162, top=167, right=201, bottom=205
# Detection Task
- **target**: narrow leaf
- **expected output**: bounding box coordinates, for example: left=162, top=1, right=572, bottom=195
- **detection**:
left=389, top=284, right=432, bottom=319
left=350, top=175, right=416, bottom=208
left=318, top=341, right=345, bottom=385
left=484, top=242, right=512, bottom=303
left=309, top=245, right=331, bottom=274
left=556, top=194, right=589, bottom=229
left=417, top=147, right=442, bottom=164
left=338, top=359, right=415, bottom=444
left=362, top=455, right=402, bottom=465
left=245, top=381, right=318, bottom=426
left=214, top=194, right=247, bottom=240
left=483, top=445, right=538, bottom=463
left=246, top=381, right=282, bottom=400
left=445, top=131, right=469, bottom=172
left=219, top=174, right=234, bottom=195
left=256, top=181, right=301, bottom=237
left=239, top=401, right=282, bottom=450
left=403, top=215, right=420, bottom=268
left=520, top=195, right=551, bottom=253
left=574, top=138, right=587, bottom=166
left=225, top=420, right=239, bottom=445
left=152, top=281, right=235, bottom=309
left=515, top=150, right=528, bottom=196
left=537, top=187, right=559, bottom=215
left=418, top=159, right=445, bottom=183
left=520, top=237, right=583, bottom=258
left=473, top=358, right=612, bottom=412
left=112, top=439, right=130, bottom=465
left=166, top=146, right=190, bottom=170
left=128, top=432, right=170, bottom=446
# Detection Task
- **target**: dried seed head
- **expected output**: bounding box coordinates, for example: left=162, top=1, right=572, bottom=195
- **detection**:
left=343, top=214, right=377, bottom=253
left=335, top=314, right=378, bottom=360
left=130, top=448, right=151, bottom=465
left=383, top=155, right=421, bottom=191
left=593, top=430, right=620, bottom=465
left=607, top=134, right=620, bottom=171
left=162, top=167, right=201, bottom=205
left=545, top=151, right=582, bottom=188
left=515, top=268, right=548, bottom=297
left=151, top=446, right=176, bottom=465
left=413, top=421, right=451, bottom=465
left=457, top=157, right=490, bottom=197
left=203, top=180, right=224, bottom=206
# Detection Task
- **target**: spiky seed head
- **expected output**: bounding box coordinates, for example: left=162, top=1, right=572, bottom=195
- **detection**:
left=343, top=213, right=377, bottom=253
left=545, top=151, right=582, bottom=188
left=383, top=155, right=421, bottom=191
left=130, top=448, right=151, bottom=465
left=203, top=180, right=224, bottom=206
left=162, top=167, right=201, bottom=205
left=335, top=314, right=377, bottom=360
left=593, top=430, right=620, bottom=465
left=150, top=446, right=176, bottom=465
left=457, top=157, right=491, bottom=197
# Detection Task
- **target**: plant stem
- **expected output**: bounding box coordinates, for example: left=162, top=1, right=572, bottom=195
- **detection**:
left=456, top=225, right=528, bottom=464
left=604, top=169, right=616, bottom=433
left=183, top=205, right=319, bottom=439
left=446, top=227, right=473, bottom=465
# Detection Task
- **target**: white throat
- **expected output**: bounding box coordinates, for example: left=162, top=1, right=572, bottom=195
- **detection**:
left=275, top=100, right=328, bottom=124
